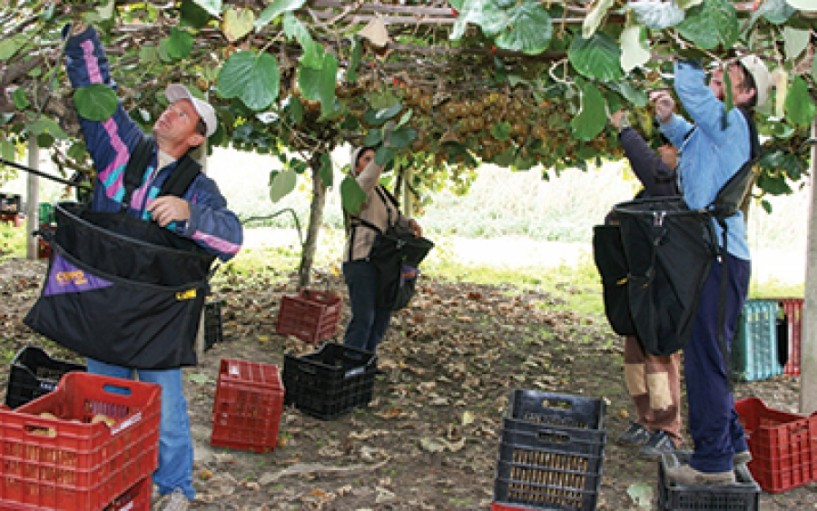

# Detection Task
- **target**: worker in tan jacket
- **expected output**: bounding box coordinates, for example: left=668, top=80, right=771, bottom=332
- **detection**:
left=342, top=146, right=422, bottom=354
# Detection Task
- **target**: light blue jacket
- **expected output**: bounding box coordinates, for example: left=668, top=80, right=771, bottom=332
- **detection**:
left=659, top=60, right=751, bottom=261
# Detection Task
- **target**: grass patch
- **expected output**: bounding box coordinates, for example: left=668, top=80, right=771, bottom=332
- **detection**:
left=423, top=252, right=605, bottom=317
left=749, top=279, right=805, bottom=300
left=0, top=223, right=26, bottom=261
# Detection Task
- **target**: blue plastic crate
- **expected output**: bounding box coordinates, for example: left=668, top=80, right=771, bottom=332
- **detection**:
left=731, top=299, right=782, bottom=382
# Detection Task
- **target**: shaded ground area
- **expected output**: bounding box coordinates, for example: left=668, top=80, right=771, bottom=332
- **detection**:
left=1, top=258, right=815, bottom=510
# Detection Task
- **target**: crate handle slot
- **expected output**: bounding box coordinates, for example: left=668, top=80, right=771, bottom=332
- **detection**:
left=102, top=382, right=134, bottom=397
left=297, top=365, right=319, bottom=376
left=536, top=428, right=572, bottom=444
left=23, top=422, right=59, bottom=439
left=539, top=398, right=574, bottom=411
left=344, top=367, right=365, bottom=378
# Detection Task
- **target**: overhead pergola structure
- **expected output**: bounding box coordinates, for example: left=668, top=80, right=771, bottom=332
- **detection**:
left=2, top=1, right=814, bottom=179
left=1, top=1, right=816, bottom=400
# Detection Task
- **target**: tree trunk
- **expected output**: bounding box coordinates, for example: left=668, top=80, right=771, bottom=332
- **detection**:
left=402, top=167, right=414, bottom=218
left=298, top=154, right=327, bottom=289
left=800, top=118, right=817, bottom=414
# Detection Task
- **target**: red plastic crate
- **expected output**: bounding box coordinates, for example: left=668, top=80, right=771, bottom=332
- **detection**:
left=210, top=358, right=284, bottom=453
left=104, top=477, right=151, bottom=511
left=735, top=396, right=817, bottom=493
left=36, top=223, right=56, bottom=260
left=779, top=298, right=803, bottom=376
left=492, top=503, right=539, bottom=510
left=275, top=289, right=343, bottom=344
left=0, top=373, right=161, bottom=510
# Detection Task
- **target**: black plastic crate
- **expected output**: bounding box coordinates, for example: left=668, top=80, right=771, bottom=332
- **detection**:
left=5, top=345, right=86, bottom=408
left=494, top=419, right=606, bottom=511
left=658, top=451, right=760, bottom=511
left=204, top=300, right=224, bottom=352
left=506, top=390, right=606, bottom=430
left=282, top=343, right=376, bottom=420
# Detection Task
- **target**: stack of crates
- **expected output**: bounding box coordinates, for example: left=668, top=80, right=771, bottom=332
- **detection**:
left=658, top=451, right=760, bottom=510
left=0, top=372, right=161, bottom=510
left=0, top=192, right=22, bottom=226
left=275, top=289, right=343, bottom=344
left=37, top=202, right=56, bottom=259
left=203, top=300, right=225, bottom=352
left=210, top=358, right=284, bottom=453
left=5, top=345, right=86, bottom=408
left=778, top=298, right=803, bottom=376
left=492, top=390, right=607, bottom=511
left=735, top=397, right=817, bottom=493
left=283, top=343, right=376, bottom=420
left=731, top=299, right=782, bottom=381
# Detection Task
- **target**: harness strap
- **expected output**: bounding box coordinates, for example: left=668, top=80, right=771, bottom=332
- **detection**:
left=346, top=185, right=398, bottom=260
left=121, top=135, right=202, bottom=208
left=160, top=154, right=202, bottom=197
left=714, top=107, right=760, bottom=390
left=122, top=135, right=154, bottom=208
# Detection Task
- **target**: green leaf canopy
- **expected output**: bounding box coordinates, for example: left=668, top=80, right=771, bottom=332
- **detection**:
left=73, top=84, right=118, bottom=121
left=217, top=50, right=280, bottom=111
left=570, top=81, right=606, bottom=141
left=450, top=0, right=552, bottom=55
left=677, top=0, right=739, bottom=50
left=568, top=33, right=624, bottom=82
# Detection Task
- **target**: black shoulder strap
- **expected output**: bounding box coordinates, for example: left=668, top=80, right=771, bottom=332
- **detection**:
left=741, top=107, right=761, bottom=161
left=159, top=154, right=202, bottom=197
left=709, top=108, right=761, bottom=221
left=122, top=135, right=155, bottom=207
left=123, top=135, right=203, bottom=206
left=376, top=185, right=400, bottom=209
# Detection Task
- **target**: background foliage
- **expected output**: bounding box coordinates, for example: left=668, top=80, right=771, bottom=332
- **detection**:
left=1, top=0, right=815, bottom=283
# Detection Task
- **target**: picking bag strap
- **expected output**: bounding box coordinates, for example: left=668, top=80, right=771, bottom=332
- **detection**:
left=712, top=107, right=760, bottom=391
left=160, top=154, right=202, bottom=197
left=122, top=135, right=155, bottom=207
left=709, top=108, right=761, bottom=221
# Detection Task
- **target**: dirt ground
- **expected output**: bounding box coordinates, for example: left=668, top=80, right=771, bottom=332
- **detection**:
left=1, top=257, right=816, bottom=511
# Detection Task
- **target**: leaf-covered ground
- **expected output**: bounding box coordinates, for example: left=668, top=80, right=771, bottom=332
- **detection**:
left=1, top=258, right=815, bottom=510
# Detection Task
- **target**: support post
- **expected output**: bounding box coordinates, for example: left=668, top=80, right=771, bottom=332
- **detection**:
left=800, top=118, right=817, bottom=414
left=25, top=139, right=40, bottom=261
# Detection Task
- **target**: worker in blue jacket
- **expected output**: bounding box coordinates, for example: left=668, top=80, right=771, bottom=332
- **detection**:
left=64, top=23, right=243, bottom=510
left=654, top=55, right=771, bottom=485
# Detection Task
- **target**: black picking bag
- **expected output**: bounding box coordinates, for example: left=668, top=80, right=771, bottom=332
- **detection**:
left=592, top=223, right=636, bottom=337
left=368, top=225, right=434, bottom=311
left=24, top=202, right=215, bottom=369
left=594, top=197, right=717, bottom=356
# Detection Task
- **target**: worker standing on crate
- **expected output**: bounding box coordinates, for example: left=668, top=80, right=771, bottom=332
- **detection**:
left=342, top=146, right=423, bottom=354
left=653, top=55, right=771, bottom=485
left=62, top=22, right=242, bottom=510
left=606, top=110, right=684, bottom=459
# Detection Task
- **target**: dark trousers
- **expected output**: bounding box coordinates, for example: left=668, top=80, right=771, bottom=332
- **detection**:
left=342, top=260, right=391, bottom=354
left=686, top=254, right=751, bottom=473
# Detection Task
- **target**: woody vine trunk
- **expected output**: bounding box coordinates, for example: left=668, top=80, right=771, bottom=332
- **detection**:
left=297, top=153, right=327, bottom=289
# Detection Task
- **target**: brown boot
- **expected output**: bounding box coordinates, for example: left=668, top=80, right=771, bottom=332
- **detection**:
left=665, top=464, right=735, bottom=486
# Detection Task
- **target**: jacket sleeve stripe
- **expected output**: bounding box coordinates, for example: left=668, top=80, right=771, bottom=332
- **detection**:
left=80, top=40, right=103, bottom=84
left=191, top=231, right=241, bottom=257
left=97, top=118, right=132, bottom=201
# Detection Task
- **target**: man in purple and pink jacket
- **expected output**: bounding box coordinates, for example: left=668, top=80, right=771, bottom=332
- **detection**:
left=65, top=23, right=242, bottom=510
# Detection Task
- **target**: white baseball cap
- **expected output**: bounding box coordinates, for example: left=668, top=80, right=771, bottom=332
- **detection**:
left=165, top=84, right=217, bottom=137
left=738, top=55, right=772, bottom=108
